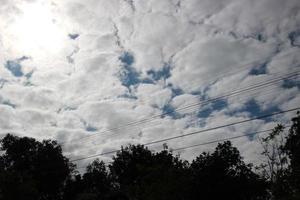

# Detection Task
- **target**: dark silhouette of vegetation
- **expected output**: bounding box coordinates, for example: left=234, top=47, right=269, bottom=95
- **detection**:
left=257, top=112, right=300, bottom=200
left=109, top=145, right=191, bottom=200
left=0, top=113, right=299, bottom=200
left=283, top=112, right=300, bottom=199
left=64, top=159, right=115, bottom=200
left=190, top=141, right=268, bottom=200
left=258, top=124, right=290, bottom=199
left=0, top=134, right=74, bottom=200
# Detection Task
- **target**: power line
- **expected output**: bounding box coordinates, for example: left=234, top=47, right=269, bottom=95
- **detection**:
left=75, top=128, right=275, bottom=170
left=142, top=108, right=299, bottom=146
left=32, top=124, right=294, bottom=171
left=70, top=107, right=299, bottom=162
left=171, top=126, right=290, bottom=152
left=187, top=54, right=299, bottom=91
left=62, top=72, right=298, bottom=157
left=2, top=53, right=296, bottom=142
left=172, top=131, right=270, bottom=151
left=176, top=48, right=299, bottom=92
left=76, top=125, right=293, bottom=170
left=61, top=70, right=300, bottom=145
left=67, top=83, right=289, bottom=156
left=2, top=70, right=298, bottom=157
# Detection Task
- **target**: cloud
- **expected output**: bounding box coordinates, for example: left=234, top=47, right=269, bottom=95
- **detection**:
left=0, top=105, right=17, bottom=130
left=0, top=0, right=299, bottom=167
left=171, top=94, right=201, bottom=116
left=135, top=83, right=173, bottom=109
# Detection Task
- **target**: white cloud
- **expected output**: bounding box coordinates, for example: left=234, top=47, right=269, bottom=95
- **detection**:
left=169, top=35, right=275, bottom=93
left=0, top=105, right=18, bottom=130
left=0, top=0, right=299, bottom=167
left=135, top=83, right=172, bottom=109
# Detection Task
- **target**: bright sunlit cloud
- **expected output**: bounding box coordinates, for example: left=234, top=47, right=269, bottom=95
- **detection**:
left=7, top=1, right=66, bottom=57
left=0, top=0, right=299, bottom=169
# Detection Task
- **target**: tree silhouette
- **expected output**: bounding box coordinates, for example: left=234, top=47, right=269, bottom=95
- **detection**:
left=190, top=141, right=268, bottom=200
left=257, top=112, right=300, bottom=200
left=284, top=112, right=300, bottom=199
left=0, top=134, right=74, bottom=200
left=64, top=159, right=114, bottom=200
left=258, top=124, right=291, bottom=199
left=109, top=144, right=190, bottom=200
left=1, top=112, right=300, bottom=200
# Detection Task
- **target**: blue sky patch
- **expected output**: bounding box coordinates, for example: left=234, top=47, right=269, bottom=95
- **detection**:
left=229, top=99, right=280, bottom=121
left=171, top=87, right=184, bottom=97
left=147, top=64, right=171, bottom=81
left=288, top=30, right=300, bottom=47
left=167, top=83, right=184, bottom=97
left=86, top=125, right=98, bottom=132
left=5, top=60, right=23, bottom=77
left=2, top=100, right=16, bottom=108
left=120, top=52, right=134, bottom=65
left=25, top=70, right=34, bottom=79
left=4, top=56, right=30, bottom=77
left=119, top=63, right=140, bottom=87
left=227, top=99, right=280, bottom=140
left=81, top=119, right=98, bottom=132
left=68, top=33, right=79, bottom=40
left=140, top=78, right=154, bottom=84
left=118, top=52, right=141, bottom=87
left=256, top=33, right=265, bottom=42
left=249, top=61, right=268, bottom=75
left=282, top=78, right=300, bottom=89
left=198, top=99, right=228, bottom=118
left=190, top=90, right=202, bottom=96
left=161, top=103, right=180, bottom=119
left=241, top=99, right=261, bottom=117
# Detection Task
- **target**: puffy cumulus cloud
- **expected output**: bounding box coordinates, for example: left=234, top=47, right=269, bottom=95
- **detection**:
left=171, top=94, right=200, bottom=115
left=168, top=35, right=276, bottom=93
left=55, top=53, right=127, bottom=102
left=129, top=12, right=194, bottom=72
left=0, top=0, right=299, bottom=167
left=209, top=0, right=300, bottom=38
left=0, top=105, right=18, bottom=130
left=135, top=83, right=173, bottom=109
left=16, top=109, right=56, bottom=128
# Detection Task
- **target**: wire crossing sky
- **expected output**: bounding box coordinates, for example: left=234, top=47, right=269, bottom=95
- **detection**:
left=70, top=107, right=299, bottom=162
left=61, top=69, right=299, bottom=145
left=0, top=0, right=300, bottom=167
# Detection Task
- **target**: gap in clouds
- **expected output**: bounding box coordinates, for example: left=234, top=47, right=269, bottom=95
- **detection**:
left=0, top=0, right=299, bottom=168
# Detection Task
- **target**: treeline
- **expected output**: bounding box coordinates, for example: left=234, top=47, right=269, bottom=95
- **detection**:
left=0, top=113, right=299, bottom=200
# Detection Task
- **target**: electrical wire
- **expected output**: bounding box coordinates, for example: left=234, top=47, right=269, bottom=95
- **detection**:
left=70, top=107, right=299, bottom=162
left=61, top=70, right=300, bottom=145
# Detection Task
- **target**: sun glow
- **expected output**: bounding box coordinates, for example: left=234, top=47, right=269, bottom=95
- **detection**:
left=8, top=2, right=66, bottom=56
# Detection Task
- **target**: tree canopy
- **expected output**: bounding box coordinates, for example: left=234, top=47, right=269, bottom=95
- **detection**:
left=0, top=113, right=299, bottom=200
left=0, top=134, right=74, bottom=200
left=190, top=141, right=268, bottom=200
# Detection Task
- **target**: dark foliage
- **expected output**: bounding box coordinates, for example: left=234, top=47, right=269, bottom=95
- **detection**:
left=284, top=112, right=300, bottom=199
left=1, top=113, right=299, bottom=200
left=257, top=113, right=300, bottom=200
left=64, top=159, right=115, bottom=200
left=0, top=134, right=74, bottom=200
left=190, top=141, right=268, bottom=200
left=109, top=145, right=191, bottom=200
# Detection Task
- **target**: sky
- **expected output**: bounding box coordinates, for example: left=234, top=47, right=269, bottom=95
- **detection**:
left=0, top=0, right=300, bottom=168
